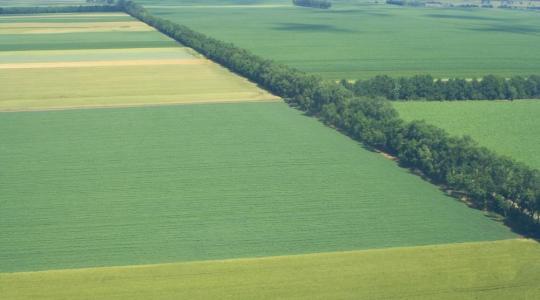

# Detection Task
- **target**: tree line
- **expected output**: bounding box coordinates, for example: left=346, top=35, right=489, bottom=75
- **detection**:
left=120, top=0, right=538, bottom=236
left=340, top=74, right=540, bottom=101
left=0, top=4, right=120, bottom=14
left=293, top=0, right=332, bottom=9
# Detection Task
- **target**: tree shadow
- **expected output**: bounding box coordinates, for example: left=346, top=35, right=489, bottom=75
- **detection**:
left=273, top=22, right=356, bottom=33
left=425, top=13, right=500, bottom=21
left=468, top=23, right=540, bottom=36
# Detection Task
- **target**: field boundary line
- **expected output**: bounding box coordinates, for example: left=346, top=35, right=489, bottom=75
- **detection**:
left=0, top=238, right=527, bottom=275
left=0, top=98, right=282, bottom=113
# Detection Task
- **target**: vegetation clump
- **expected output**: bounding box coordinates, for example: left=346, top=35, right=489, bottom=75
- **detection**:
left=293, top=0, right=332, bottom=9
left=340, top=75, right=540, bottom=101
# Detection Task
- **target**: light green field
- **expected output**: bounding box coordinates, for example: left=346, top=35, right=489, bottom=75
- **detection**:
left=0, top=0, right=86, bottom=6
left=0, top=47, right=199, bottom=63
left=1, top=239, right=538, bottom=299
left=145, top=2, right=540, bottom=79
left=0, top=64, right=277, bottom=111
left=0, top=102, right=515, bottom=272
left=394, top=100, right=540, bottom=170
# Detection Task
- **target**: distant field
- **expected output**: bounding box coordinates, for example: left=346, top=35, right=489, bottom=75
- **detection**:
left=0, top=12, right=274, bottom=110
left=0, top=102, right=515, bottom=272
left=146, top=3, right=540, bottom=79
left=394, top=100, right=540, bottom=170
left=1, top=239, right=538, bottom=299
left=0, top=0, right=86, bottom=6
left=0, top=13, right=177, bottom=51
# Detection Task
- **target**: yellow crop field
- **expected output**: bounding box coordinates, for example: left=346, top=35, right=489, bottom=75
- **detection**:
left=1, top=239, right=538, bottom=300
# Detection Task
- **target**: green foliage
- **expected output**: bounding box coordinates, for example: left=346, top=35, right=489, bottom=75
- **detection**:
left=121, top=0, right=539, bottom=236
left=341, top=74, right=540, bottom=100
left=0, top=103, right=516, bottom=272
left=1, top=240, right=539, bottom=299
left=293, top=0, right=332, bottom=9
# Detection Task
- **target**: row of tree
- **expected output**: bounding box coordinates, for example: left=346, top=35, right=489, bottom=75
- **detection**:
left=120, top=0, right=539, bottom=235
left=0, top=4, right=120, bottom=14
left=340, top=74, right=540, bottom=101
left=293, top=0, right=332, bottom=9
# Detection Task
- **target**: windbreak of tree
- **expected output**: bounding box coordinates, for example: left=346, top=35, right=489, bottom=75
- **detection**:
left=340, top=75, right=540, bottom=101
left=386, top=0, right=426, bottom=7
left=293, top=0, right=332, bottom=9
left=0, top=4, right=120, bottom=14
left=122, top=0, right=538, bottom=236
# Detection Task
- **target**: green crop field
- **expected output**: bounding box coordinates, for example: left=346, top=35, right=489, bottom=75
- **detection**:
left=0, top=31, right=178, bottom=51
left=1, top=239, right=538, bottom=300
left=0, top=102, right=515, bottom=273
left=145, top=2, right=540, bottom=79
left=394, top=100, right=540, bottom=170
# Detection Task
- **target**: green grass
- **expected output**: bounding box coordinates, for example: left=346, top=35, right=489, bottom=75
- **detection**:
left=0, top=102, right=515, bottom=272
left=0, top=64, right=276, bottom=110
left=394, top=100, right=540, bottom=170
left=1, top=239, right=538, bottom=299
left=145, top=3, right=540, bottom=79
left=0, top=47, right=198, bottom=63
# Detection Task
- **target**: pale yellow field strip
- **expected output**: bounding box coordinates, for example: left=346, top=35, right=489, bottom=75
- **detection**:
left=145, top=5, right=291, bottom=8
left=0, top=59, right=207, bottom=69
left=0, top=98, right=282, bottom=113
left=0, top=21, right=153, bottom=34
left=0, top=13, right=128, bottom=19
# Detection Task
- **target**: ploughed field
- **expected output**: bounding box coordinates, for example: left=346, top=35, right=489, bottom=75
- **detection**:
left=394, top=100, right=540, bottom=170
left=1, top=6, right=539, bottom=300
left=144, top=1, right=540, bottom=79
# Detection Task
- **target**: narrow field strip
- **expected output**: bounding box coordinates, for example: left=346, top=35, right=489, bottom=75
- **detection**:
left=0, top=239, right=537, bottom=300
left=144, top=5, right=292, bottom=9
left=0, top=95, right=281, bottom=112
left=0, top=21, right=153, bottom=34
left=0, top=47, right=199, bottom=63
left=0, top=59, right=207, bottom=69
left=0, top=13, right=127, bottom=18
left=0, top=64, right=278, bottom=110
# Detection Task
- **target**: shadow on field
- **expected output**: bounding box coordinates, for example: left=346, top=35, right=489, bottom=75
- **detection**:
left=425, top=13, right=500, bottom=21
left=273, top=22, right=356, bottom=33
left=469, top=24, right=540, bottom=35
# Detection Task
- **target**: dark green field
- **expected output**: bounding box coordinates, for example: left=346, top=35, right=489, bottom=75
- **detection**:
left=0, top=102, right=515, bottom=273
left=0, top=31, right=178, bottom=51
left=145, top=2, right=540, bottom=79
